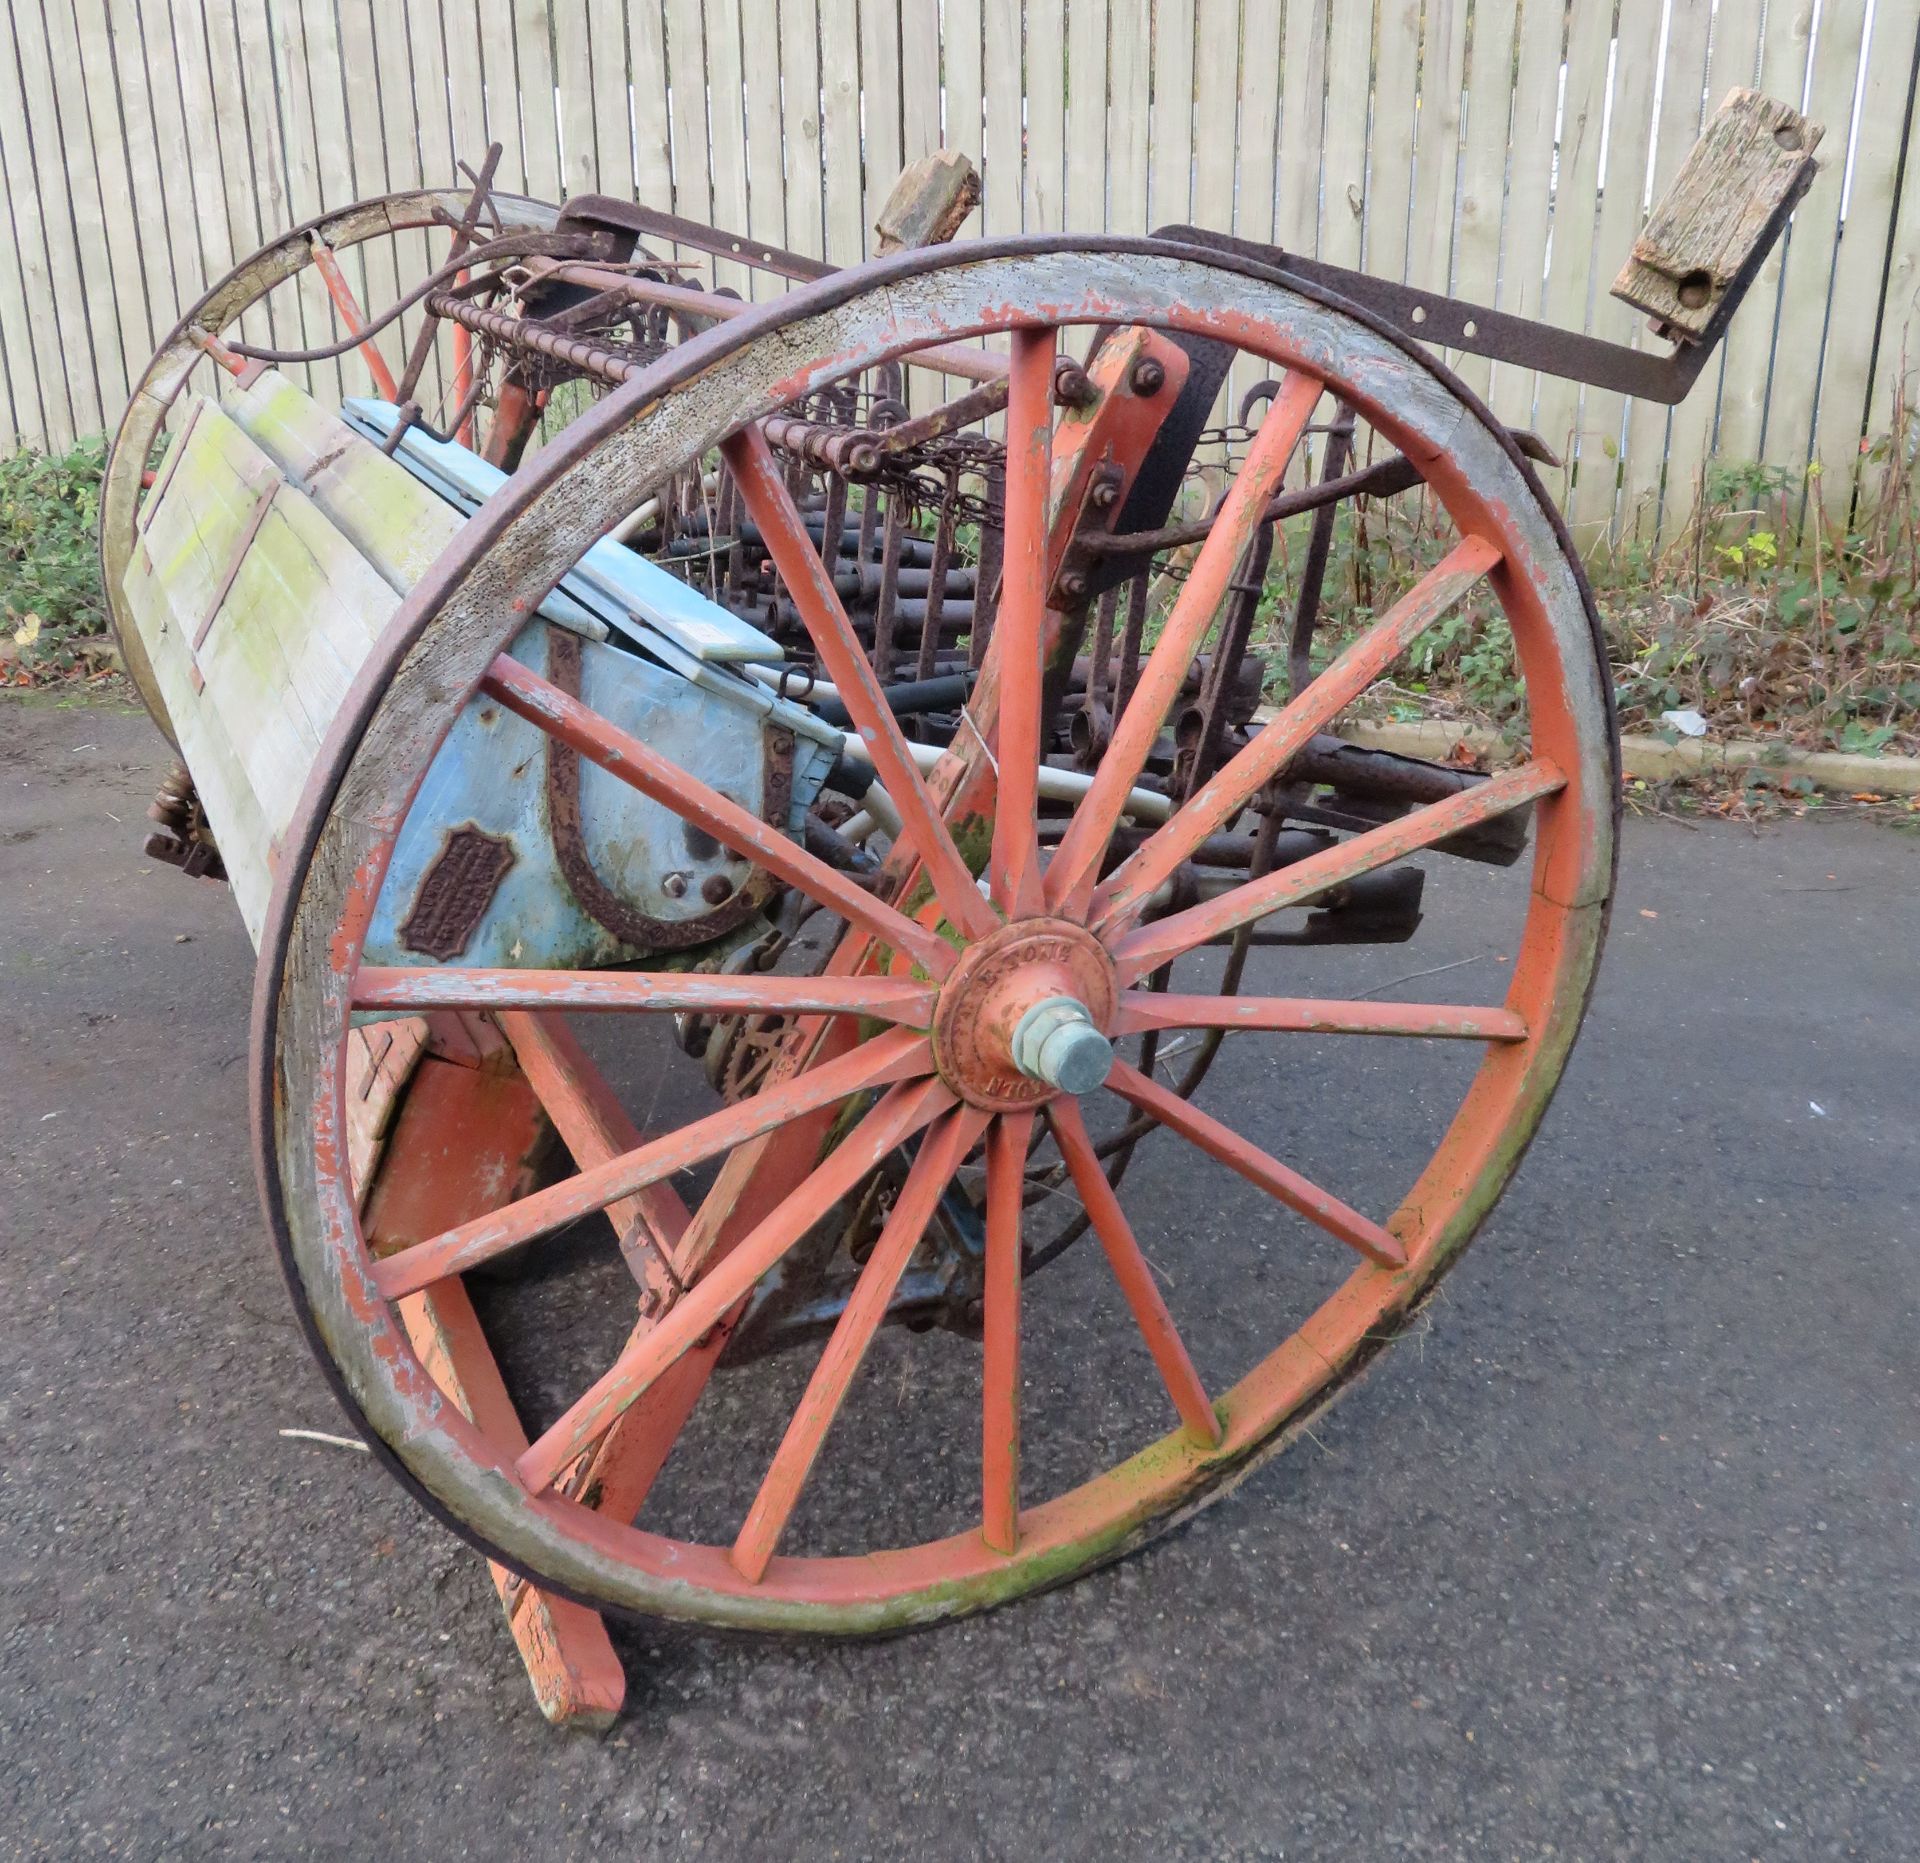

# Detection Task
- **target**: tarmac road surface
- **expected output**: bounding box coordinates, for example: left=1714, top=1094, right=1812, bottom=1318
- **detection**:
left=3, top=688, right=1915, bottom=1859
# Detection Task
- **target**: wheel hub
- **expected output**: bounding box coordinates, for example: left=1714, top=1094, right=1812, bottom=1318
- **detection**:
left=930, top=918, right=1118, bottom=1110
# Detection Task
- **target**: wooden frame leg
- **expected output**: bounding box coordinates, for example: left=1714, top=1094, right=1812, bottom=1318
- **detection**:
left=351, top=1019, right=627, bottom=1731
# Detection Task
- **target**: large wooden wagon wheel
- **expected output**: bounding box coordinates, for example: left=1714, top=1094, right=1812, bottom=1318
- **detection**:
left=100, top=185, right=560, bottom=742
left=256, top=239, right=1618, bottom=1632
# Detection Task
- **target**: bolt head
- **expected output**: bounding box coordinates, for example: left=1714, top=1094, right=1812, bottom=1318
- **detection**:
left=701, top=872, right=734, bottom=906
left=662, top=870, right=689, bottom=899
left=1058, top=569, right=1089, bottom=600
left=1130, top=357, right=1167, bottom=396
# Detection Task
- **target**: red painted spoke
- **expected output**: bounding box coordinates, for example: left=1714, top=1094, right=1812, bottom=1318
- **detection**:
left=723, top=426, right=996, bottom=939
left=1115, top=993, right=1529, bottom=1043
left=495, top=1009, right=690, bottom=1302
left=981, top=1111, right=1032, bottom=1553
left=483, top=653, right=955, bottom=978
left=1111, top=758, right=1565, bottom=984
left=309, top=237, right=399, bottom=401
left=1048, top=1098, right=1221, bottom=1446
left=988, top=325, right=1056, bottom=918
left=517, top=1076, right=956, bottom=1495
left=1104, top=1059, right=1407, bottom=1270
left=370, top=1027, right=934, bottom=1300
left=354, top=966, right=937, bottom=1027
left=1046, top=370, right=1322, bottom=918
left=1093, top=535, right=1504, bottom=938
left=730, top=1105, right=991, bottom=1581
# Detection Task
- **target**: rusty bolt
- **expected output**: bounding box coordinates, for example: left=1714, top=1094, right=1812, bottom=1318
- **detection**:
left=1089, top=474, right=1122, bottom=510
left=701, top=873, right=734, bottom=906
left=1052, top=357, right=1097, bottom=409
left=663, top=870, right=690, bottom=899
left=1058, top=568, right=1089, bottom=601
left=1130, top=356, right=1167, bottom=396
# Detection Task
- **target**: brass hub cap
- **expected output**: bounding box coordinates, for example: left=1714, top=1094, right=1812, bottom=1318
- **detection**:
left=930, top=918, right=1118, bottom=1110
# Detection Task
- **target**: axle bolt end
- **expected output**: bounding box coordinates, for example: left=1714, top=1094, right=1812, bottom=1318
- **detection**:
left=1012, top=997, right=1114, bottom=1097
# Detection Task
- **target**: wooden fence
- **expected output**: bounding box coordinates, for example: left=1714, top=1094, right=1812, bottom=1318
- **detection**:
left=3, top=0, right=1918, bottom=544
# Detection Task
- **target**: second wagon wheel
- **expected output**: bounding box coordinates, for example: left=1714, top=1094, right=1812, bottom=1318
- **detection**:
left=257, top=239, right=1619, bottom=1632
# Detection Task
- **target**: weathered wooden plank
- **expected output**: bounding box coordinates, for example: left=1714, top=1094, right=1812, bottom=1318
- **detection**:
left=1147, top=0, right=1196, bottom=230
left=1810, top=4, right=1920, bottom=504
left=1065, top=0, right=1110, bottom=234
left=1488, top=0, right=1565, bottom=427
left=1105, top=0, right=1152, bottom=235
left=1367, top=0, right=1422, bottom=281
left=626, top=0, right=676, bottom=208
left=70, top=0, right=153, bottom=408
left=588, top=4, right=635, bottom=200
left=553, top=6, right=600, bottom=196
left=472, top=0, right=527, bottom=191
left=1655, top=10, right=1770, bottom=539
left=982, top=0, right=1023, bottom=235
left=819, top=0, right=864, bottom=255
left=0, top=61, right=50, bottom=448
left=513, top=0, right=564, bottom=202
left=860, top=0, right=906, bottom=230
left=13, top=0, right=106, bottom=435
left=1406, top=0, right=1467, bottom=294
left=1274, top=0, right=1328, bottom=256
left=1318, top=0, right=1372, bottom=272
left=1566, top=0, right=1668, bottom=544
left=1868, top=5, right=1920, bottom=447
left=1024, top=0, right=1067, bottom=230
left=900, top=0, right=943, bottom=169
left=1619, top=0, right=1713, bottom=541
left=743, top=0, right=790, bottom=287
left=1762, top=0, right=1868, bottom=491
left=1532, top=0, right=1621, bottom=499
left=1447, top=0, right=1518, bottom=398
left=703, top=0, right=753, bottom=293
left=778, top=0, right=827, bottom=257
left=1613, top=88, right=1821, bottom=340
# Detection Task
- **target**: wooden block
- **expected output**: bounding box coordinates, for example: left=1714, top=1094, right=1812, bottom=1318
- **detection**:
left=873, top=149, right=982, bottom=254
left=1611, top=88, right=1823, bottom=341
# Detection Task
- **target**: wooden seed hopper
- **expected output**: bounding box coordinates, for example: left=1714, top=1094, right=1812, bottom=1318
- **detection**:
left=104, top=95, right=1815, bottom=1726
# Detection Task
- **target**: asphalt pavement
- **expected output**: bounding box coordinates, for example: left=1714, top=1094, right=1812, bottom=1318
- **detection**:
left=2, top=687, right=1915, bottom=1860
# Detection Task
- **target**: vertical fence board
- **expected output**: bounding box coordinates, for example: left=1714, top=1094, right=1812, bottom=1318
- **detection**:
left=1107, top=0, right=1151, bottom=233
left=1367, top=0, right=1421, bottom=282
left=703, top=0, right=752, bottom=289
left=1619, top=0, right=1712, bottom=540
left=1065, top=0, right=1109, bottom=233
left=627, top=0, right=675, bottom=206
left=1567, top=0, right=1665, bottom=544
left=779, top=0, right=827, bottom=255
left=553, top=7, right=599, bottom=195
left=1024, top=0, right=1066, bottom=229
left=1274, top=0, right=1328, bottom=254
left=1318, top=2, right=1370, bottom=271
left=1531, top=0, right=1618, bottom=500
left=1147, top=0, right=1195, bottom=229
left=1448, top=0, right=1518, bottom=399
left=512, top=0, right=562, bottom=200
left=1870, top=10, right=1920, bottom=445
left=901, top=0, right=942, bottom=166
left=0, top=11, right=58, bottom=444
left=1811, top=0, right=1920, bottom=505
left=1659, top=0, right=1767, bottom=530
left=1407, top=0, right=1468, bottom=295
left=982, top=0, right=1022, bottom=234
left=1764, top=0, right=1870, bottom=494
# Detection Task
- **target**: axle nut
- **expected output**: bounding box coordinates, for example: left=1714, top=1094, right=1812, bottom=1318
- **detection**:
left=1011, top=996, right=1114, bottom=1097
left=1130, top=357, right=1167, bottom=396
